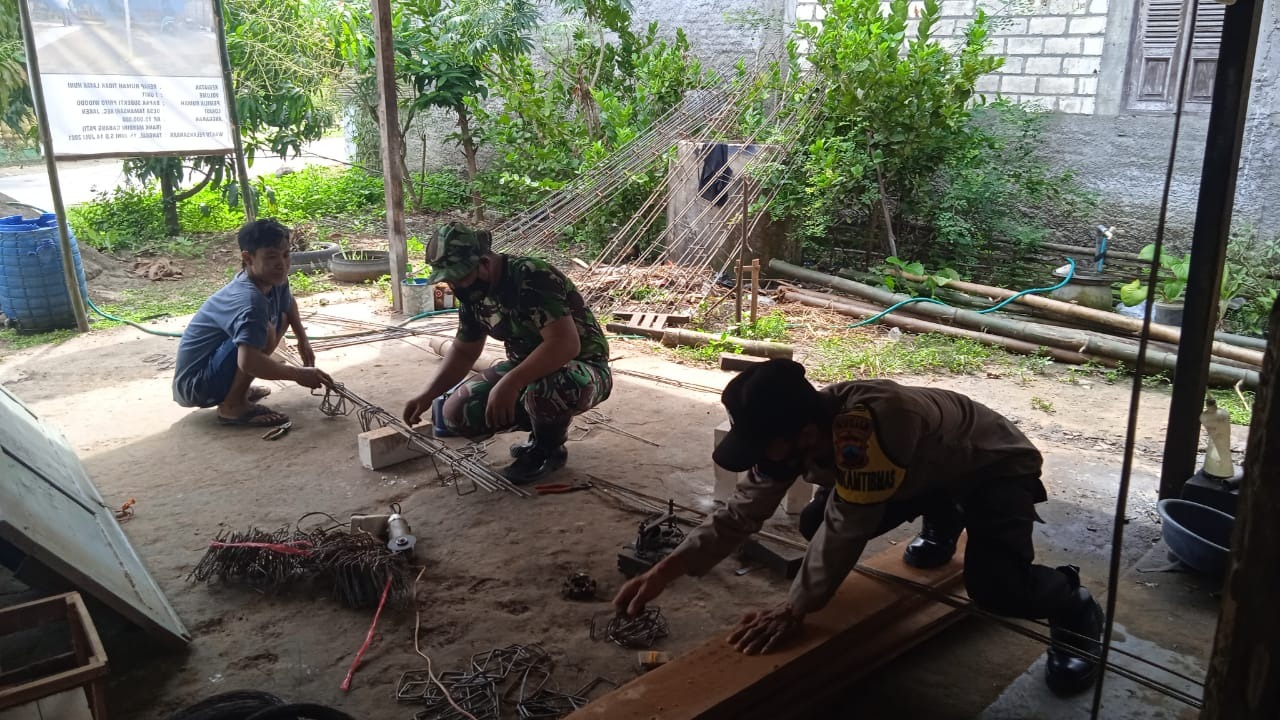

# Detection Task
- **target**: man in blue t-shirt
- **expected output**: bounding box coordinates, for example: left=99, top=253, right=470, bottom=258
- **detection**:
left=173, top=219, right=331, bottom=426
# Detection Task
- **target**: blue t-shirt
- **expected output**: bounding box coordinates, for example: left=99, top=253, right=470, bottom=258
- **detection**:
left=172, top=271, right=292, bottom=407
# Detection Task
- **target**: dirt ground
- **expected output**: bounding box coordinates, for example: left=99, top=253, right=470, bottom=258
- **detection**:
left=0, top=284, right=1240, bottom=719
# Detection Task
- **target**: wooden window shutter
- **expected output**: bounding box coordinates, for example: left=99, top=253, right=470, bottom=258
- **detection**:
left=1128, top=0, right=1225, bottom=111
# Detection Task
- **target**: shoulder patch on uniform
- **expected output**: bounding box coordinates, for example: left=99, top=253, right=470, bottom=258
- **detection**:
left=832, top=405, right=906, bottom=504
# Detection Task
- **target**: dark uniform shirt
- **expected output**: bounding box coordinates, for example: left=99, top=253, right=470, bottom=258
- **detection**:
left=673, top=379, right=1044, bottom=613
left=457, top=256, right=609, bottom=364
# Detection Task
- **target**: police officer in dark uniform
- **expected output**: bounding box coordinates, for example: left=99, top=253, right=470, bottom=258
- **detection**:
left=614, top=358, right=1104, bottom=696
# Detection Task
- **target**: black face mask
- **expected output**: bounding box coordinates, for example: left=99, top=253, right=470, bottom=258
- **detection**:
left=455, top=278, right=490, bottom=305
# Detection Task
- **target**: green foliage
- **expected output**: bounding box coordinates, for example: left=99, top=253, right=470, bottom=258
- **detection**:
left=477, top=19, right=709, bottom=253
left=1120, top=243, right=1191, bottom=305
left=118, top=0, right=342, bottom=235
left=92, top=280, right=227, bottom=329
left=1030, top=396, right=1055, bottom=414
left=68, top=167, right=383, bottom=254
left=756, top=0, right=1090, bottom=270
left=0, top=0, right=34, bottom=153
left=880, top=256, right=959, bottom=296
left=0, top=327, right=76, bottom=352
left=809, top=332, right=994, bottom=381
left=1209, top=389, right=1254, bottom=426
left=1221, top=227, right=1280, bottom=336
left=288, top=269, right=334, bottom=295
left=734, top=310, right=789, bottom=342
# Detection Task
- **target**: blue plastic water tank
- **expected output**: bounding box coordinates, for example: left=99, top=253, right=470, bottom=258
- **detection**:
left=0, top=213, right=90, bottom=331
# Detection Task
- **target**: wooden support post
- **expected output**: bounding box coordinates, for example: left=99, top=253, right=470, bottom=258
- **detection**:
left=749, top=259, right=760, bottom=325
left=370, top=0, right=407, bottom=312
left=1200, top=296, right=1280, bottom=719
left=566, top=542, right=967, bottom=720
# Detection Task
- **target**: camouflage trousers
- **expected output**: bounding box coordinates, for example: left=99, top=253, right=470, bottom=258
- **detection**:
left=440, top=359, right=612, bottom=438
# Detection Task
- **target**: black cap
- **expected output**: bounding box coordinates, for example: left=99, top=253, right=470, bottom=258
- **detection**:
left=713, top=358, right=822, bottom=473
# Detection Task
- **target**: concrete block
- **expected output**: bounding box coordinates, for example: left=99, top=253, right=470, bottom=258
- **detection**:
left=1044, top=36, right=1083, bottom=54
left=1038, top=76, right=1077, bottom=95
left=995, top=56, right=1026, bottom=73
left=1069, top=16, right=1108, bottom=35
left=940, top=0, right=976, bottom=16
left=1047, top=0, right=1080, bottom=13
left=1001, top=75, right=1039, bottom=94
left=1024, top=56, right=1063, bottom=75
left=1059, top=96, right=1086, bottom=114
left=1083, top=36, right=1105, bottom=55
left=1089, top=0, right=1109, bottom=13
left=1028, top=17, right=1068, bottom=35
left=813, top=2, right=828, bottom=20
left=1078, top=76, right=1099, bottom=95
left=797, top=2, right=814, bottom=20
left=358, top=422, right=435, bottom=470
left=1006, top=37, right=1044, bottom=54
left=975, top=75, right=1001, bottom=94
left=1079, top=96, right=1096, bottom=114
left=1063, top=56, right=1101, bottom=75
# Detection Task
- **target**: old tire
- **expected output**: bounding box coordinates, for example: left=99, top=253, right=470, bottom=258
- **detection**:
left=329, top=250, right=390, bottom=283
left=290, top=242, right=340, bottom=273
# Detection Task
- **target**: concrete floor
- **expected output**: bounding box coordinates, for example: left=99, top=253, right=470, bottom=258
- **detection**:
left=0, top=297, right=1228, bottom=719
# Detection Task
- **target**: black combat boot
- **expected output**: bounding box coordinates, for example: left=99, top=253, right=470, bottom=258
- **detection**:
left=507, top=405, right=536, bottom=459
left=502, top=419, right=569, bottom=484
left=1045, top=565, right=1104, bottom=696
left=902, top=501, right=964, bottom=569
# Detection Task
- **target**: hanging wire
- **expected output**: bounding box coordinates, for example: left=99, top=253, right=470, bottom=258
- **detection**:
left=1088, top=3, right=1205, bottom=718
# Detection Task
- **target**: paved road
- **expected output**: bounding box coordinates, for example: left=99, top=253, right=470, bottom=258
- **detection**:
left=0, top=135, right=351, bottom=212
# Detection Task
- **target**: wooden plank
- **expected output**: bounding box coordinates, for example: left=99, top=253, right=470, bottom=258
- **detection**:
left=718, top=353, right=768, bottom=372
left=0, top=389, right=189, bottom=647
left=567, top=540, right=967, bottom=720
left=0, top=594, right=107, bottom=713
left=370, top=0, right=406, bottom=311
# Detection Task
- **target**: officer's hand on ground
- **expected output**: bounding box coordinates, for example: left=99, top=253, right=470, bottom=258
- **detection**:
left=292, top=367, right=332, bottom=390
left=404, top=393, right=433, bottom=426
left=484, top=378, right=520, bottom=429
left=728, top=603, right=803, bottom=655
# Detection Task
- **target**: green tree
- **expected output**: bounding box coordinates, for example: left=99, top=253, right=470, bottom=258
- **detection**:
left=0, top=0, right=35, bottom=155
left=127, top=0, right=341, bottom=236
left=333, top=0, right=540, bottom=220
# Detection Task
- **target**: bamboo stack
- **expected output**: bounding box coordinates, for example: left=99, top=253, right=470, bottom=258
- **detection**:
left=768, top=259, right=1262, bottom=389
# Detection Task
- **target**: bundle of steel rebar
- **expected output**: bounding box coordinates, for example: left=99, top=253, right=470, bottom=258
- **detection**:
left=300, top=312, right=459, bottom=353
left=315, top=381, right=532, bottom=498
left=187, top=522, right=413, bottom=609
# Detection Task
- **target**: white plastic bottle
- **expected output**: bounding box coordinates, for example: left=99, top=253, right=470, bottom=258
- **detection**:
left=1200, top=397, right=1234, bottom=479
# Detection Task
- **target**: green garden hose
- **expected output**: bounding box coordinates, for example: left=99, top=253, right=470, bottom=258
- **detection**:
left=846, top=258, right=1078, bottom=328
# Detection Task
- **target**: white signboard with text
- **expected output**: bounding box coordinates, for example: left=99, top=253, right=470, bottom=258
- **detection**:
left=25, top=0, right=234, bottom=158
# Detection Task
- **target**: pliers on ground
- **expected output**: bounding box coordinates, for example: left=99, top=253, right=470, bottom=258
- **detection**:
left=534, top=480, right=592, bottom=495
left=262, top=422, right=293, bottom=441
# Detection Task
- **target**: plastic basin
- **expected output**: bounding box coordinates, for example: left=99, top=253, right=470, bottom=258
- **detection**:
left=1158, top=499, right=1233, bottom=576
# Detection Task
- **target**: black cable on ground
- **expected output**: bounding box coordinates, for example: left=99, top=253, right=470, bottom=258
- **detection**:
left=164, top=690, right=284, bottom=720
left=244, top=704, right=357, bottom=720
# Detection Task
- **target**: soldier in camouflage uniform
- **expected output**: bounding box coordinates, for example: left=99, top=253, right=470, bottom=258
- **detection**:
left=403, top=223, right=612, bottom=483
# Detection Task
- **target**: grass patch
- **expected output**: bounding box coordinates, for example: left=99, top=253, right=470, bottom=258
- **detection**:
left=731, top=310, right=790, bottom=342
left=289, top=270, right=335, bottom=296
left=90, top=280, right=223, bottom=329
left=1210, top=388, right=1254, bottom=425
left=1031, top=396, right=1056, bottom=414
left=0, top=328, right=77, bottom=352
left=809, top=333, right=995, bottom=382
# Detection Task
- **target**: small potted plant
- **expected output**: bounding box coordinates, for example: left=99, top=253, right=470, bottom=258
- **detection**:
left=1119, top=244, right=1190, bottom=326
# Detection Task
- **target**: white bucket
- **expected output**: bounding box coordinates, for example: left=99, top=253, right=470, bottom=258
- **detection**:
left=402, top=279, right=434, bottom=315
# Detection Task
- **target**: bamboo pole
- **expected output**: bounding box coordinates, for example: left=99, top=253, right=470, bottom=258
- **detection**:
left=888, top=268, right=1264, bottom=367
left=779, top=288, right=1114, bottom=367
left=770, top=260, right=1260, bottom=388
left=660, top=328, right=794, bottom=359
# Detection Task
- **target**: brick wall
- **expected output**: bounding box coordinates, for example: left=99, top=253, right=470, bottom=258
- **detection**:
left=793, top=0, right=1110, bottom=114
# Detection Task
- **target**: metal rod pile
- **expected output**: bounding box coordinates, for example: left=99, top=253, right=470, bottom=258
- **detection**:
left=301, top=312, right=459, bottom=353
left=315, top=381, right=533, bottom=498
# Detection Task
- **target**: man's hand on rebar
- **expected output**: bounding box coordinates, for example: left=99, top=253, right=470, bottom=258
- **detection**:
left=728, top=602, right=803, bottom=655
left=403, top=392, right=433, bottom=426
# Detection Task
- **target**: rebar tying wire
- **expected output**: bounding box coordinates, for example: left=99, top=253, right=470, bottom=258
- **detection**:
left=1088, top=4, right=1205, bottom=718
left=590, top=607, right=670, bottom=649
left=584, top=475, right=1207, bottom=708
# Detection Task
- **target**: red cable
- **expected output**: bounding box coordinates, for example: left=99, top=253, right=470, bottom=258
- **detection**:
left=340, top=574, right=394, bottom=692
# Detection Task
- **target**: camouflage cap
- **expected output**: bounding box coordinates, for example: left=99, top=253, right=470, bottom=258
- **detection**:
left=425, top=223, right=491, bottom=284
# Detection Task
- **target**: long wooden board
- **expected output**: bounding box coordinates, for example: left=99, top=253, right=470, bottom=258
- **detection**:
left=568, top=539, right=967, bottom=719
